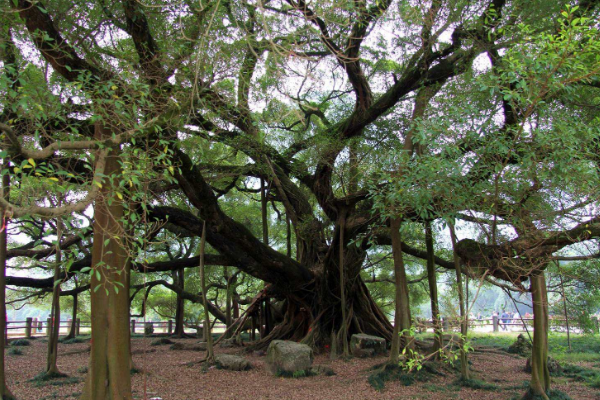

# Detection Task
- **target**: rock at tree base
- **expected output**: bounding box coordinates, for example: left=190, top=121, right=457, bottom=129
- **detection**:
left=214, top=354, right=251, bottom=371
left=507, top=334, right=532, bottom=357
left=524, top=356, right=561, bottom=374
left=266, top=340, right=313, bottom=375
left=169, top=342, right=207, bottom=351
left=350, top=334, right=387, bottom=358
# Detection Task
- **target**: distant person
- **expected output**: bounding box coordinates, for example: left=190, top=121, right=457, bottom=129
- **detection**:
left=513, top=312, right=520, bottom=330
left=501, top=310, right=509, bottom=331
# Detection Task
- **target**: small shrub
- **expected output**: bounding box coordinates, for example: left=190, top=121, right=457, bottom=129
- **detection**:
left=589, top=377, right=600, bottom=389
left=60, top=337, right=88, bottom=345
left=7, top=348, right=23, bottom=356
left=10, top=339, right=30, bottom=347
left=275, top=369, right=316, bottom=379
left=77, top=367, right=88, bottom=374
left=150, top=338, right=174, bottom=346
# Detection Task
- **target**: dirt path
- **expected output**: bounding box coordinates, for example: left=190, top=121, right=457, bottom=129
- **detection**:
left=5, top=337, right=598, bottom=399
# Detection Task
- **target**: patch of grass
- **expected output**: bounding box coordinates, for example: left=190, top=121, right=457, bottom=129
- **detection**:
left=10, top=339, right=31, bottom=347
left=556, top=363, right=600, bottom=382
left=76, top=366, right=88, bottom=374
left=511, top=389, right=573, bottom=400
left=553, top=352, right=600, bottom=364
left=368, top=363, right=435, bottom=391
left=454, top=377, right=499, bottom=391
left=589, top=377, right=600, bottom=389
left=7, top=348, right=23, bottom=356
left=274, top=369, right=317, bottom=379
left=59, top=337, right=89, bottom=345
left=424, top=383, right=459, bottom=393
left=29, top=371, right=82, bottom=388
left=39, top=392, right=81, bottom=400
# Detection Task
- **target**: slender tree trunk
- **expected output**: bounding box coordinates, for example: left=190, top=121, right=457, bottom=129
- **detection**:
left=173, top=268, right=185, bottom=337
left=425, top=220, right=442, bottom=356
left=389, top=217, right=412, bottom=363
left=199, top=221, right=214, bottom=362
left=46, top=213, right=63, bottom=375
left=524, top=271, right=550, bottom=400
left=260, top=178, right=272, bottom=336
left=286, top=214, right=291, bottom=258
left=449, top=222, right=469, bottom=379
left=338, top=210, right=350, bottom=357
left=225, top=268, right=232, bottom=339
left=233, top=296, right=240, bottom=319
left=66, top=293, right=78, bottom=340
left=558, top=272, right=571, bottom=351
left=0, top=163, right=15, bottom=399
left=81, top=122, right=132, bottom=400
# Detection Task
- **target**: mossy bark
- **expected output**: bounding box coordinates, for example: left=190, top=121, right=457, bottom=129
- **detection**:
left=523, top=271, right=550, bottom=400
left=81, top=123, right=132, bottom=400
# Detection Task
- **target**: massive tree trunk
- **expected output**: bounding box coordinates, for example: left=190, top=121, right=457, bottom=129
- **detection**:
left=524, top=271, right=550, bottom=400
left=164, top=149, right=393, bottom=350
left=81, top=123, right=132, bottom=400
left=0, top=164, right=15, bottom=399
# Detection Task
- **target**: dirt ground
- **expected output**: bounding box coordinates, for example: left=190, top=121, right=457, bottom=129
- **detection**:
left=6, top=336, right=599, bottom=400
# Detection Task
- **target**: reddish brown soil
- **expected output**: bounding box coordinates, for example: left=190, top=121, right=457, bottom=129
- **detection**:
left=5, top=337, right=599, bottom=399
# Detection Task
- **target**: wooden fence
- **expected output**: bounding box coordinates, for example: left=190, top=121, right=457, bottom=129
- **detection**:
left=5, top=319, right=228, bottom=339
left=5, top=316, right=599, bottom=340
left=415, top=316, right=600, bottom=334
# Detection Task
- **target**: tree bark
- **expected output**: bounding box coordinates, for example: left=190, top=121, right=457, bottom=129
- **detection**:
left=225, top=268, right=232, bottom=339
left=81, top=122, right=132, bottom=400
left=338, top=209, right=350, bottom=357
left=46, top=213, right=63, bottom=375
left=425, top=220, right=442, bottom=355
left=66, top=293, right=78, bottom=340
left=173, top=268, right=185, bottom=337
left=524, top=271, right=550, bottom=400
left=389, top=217, right=412, bottom=363
left=199, top=221, right=214, bottom=362
left=449, top=222, right=470, bottom=380
left=0, top=163, right=15, bottom=399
